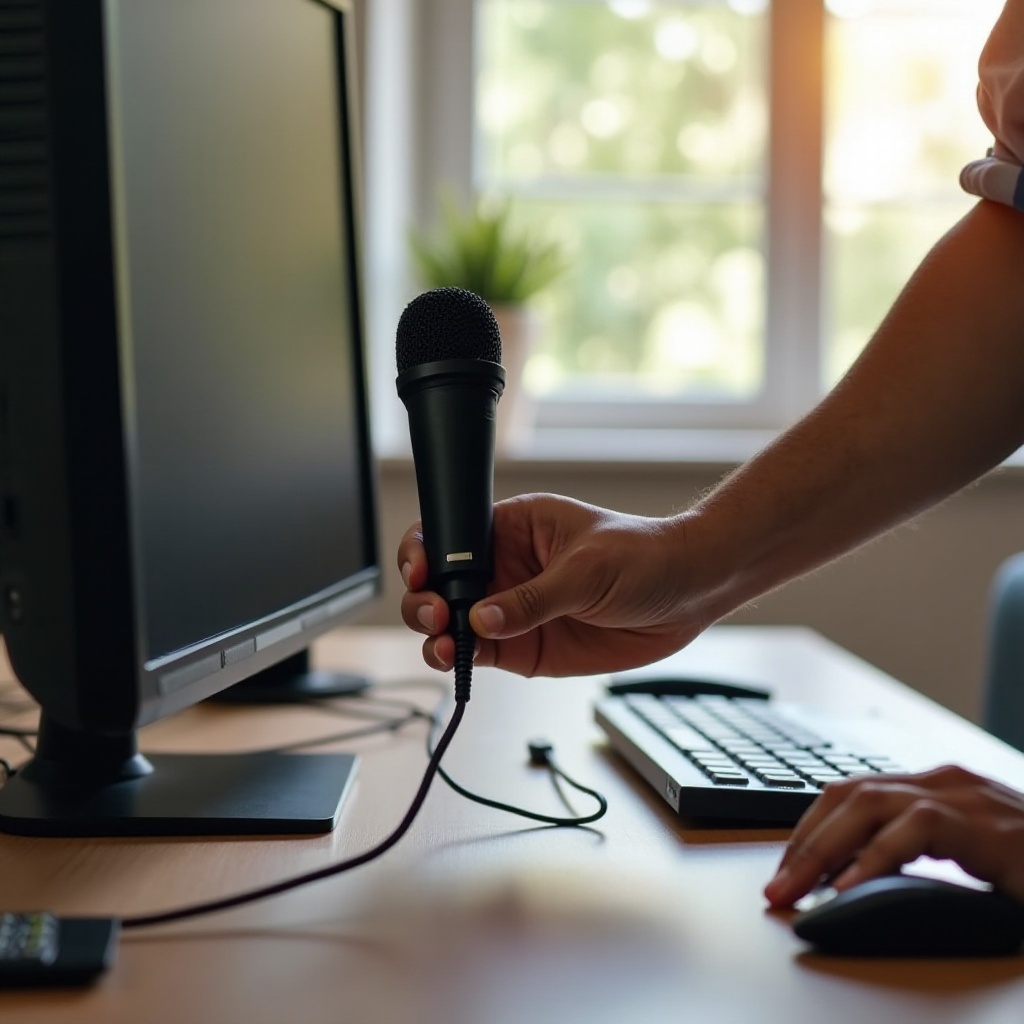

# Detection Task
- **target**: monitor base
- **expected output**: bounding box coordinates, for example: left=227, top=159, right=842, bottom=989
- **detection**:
left=0, top=749, right=358, bottom=837
left=208, top=649, right=372, bottom=703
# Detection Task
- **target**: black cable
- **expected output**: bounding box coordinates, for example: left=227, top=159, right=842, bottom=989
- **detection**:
left=427, top=706, right=608, bottom=827
left=0, top=679, right=445, bottom=763
left=0, top=726, right=35, bottom=754
left=229, top=698, right=431, bottom=757
left=366, top=677, right=449, bottom=698
left=339, top=691, right=441, bottom=715
left=64, top=644, right=606, bottom=931
left=547, top=765, right=580, bottom=817
left=297, top=694, right=430, bottom=723
left=238, top=712, right=422, bottom=756
left=121, top=699, right=466, bottom=931
left=0, top=695, right=39, bottom=755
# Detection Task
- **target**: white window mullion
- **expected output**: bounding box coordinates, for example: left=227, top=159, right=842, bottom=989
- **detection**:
left=417, top=0, right=476, bottom=220
left=763, top=0, right=825, bottom=430
left=363, top=0, right=423, bottom=452
left=365, top=0, right=477, bottom=452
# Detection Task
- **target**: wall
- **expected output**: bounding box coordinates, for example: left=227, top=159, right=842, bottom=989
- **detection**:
left=360, top=456, right=1024, bottom=724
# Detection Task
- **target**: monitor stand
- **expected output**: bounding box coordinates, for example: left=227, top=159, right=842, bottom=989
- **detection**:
left=208, top=649, right=372, bottom=703
left=0, top=714, right=357, bottom=838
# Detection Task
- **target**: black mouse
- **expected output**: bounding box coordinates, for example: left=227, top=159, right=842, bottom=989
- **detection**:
left=791, top=874, right=1024, bottom=957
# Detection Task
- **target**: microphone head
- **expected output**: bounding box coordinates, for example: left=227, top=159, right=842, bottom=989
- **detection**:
left=396, top=287, right=502, bottom=373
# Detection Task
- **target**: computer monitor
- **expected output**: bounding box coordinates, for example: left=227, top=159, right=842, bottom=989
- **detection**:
left=0, top=0, right=380, bottom=835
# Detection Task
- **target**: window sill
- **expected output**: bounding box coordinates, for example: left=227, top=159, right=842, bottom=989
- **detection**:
left=377, top=427, right=1024, bottom=478
left=380, top=427, right=776, bottom=475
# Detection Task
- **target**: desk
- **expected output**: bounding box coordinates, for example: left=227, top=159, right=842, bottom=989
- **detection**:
left=0, top=625, right=1023, bottom=1024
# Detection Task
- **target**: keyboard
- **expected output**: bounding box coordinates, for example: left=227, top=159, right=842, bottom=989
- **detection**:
left=595, top=690, right=917, bottom=825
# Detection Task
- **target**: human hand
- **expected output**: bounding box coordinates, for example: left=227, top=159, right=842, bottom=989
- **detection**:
left=398, top=492, right=707, bottom=678
left=763, top=765, right=1024, bottom=907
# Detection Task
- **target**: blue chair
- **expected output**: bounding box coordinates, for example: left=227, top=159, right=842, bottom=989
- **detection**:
left=982, top=552, right=1024, bottom=753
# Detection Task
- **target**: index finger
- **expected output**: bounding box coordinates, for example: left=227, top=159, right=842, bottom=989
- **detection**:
left=396, top=521, right=428, bottom=591
left=783, top=765, right=978, bottom=867
left=765, top=779, right=926, bottom=906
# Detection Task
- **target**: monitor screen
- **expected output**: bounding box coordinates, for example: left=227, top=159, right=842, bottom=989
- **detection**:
left=114, top=0, right=369, bottom=665
left=0, top=0, right=378, bottom=835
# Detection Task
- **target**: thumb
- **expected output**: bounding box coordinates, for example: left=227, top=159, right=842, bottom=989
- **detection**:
left=469, top=565, right=582, bottom=639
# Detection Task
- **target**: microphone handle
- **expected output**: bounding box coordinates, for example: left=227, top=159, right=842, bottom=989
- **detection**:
left=398, top=359, right=506, bottom=613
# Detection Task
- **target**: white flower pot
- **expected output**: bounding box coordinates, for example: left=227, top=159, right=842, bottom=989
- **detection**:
left=490, top=303, right=540, bottom=455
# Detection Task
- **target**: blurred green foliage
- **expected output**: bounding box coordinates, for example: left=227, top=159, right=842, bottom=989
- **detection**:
left=473, top=0, right=991, bottom=401
left=409, top=191, right=567, bottom=303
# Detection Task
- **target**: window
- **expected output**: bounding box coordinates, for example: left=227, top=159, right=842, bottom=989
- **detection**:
left=365, top=0, right=1003, bottom=446
left=822, top=3, right=1001, bottom=383
left=477, top=0, right=770, bottom=426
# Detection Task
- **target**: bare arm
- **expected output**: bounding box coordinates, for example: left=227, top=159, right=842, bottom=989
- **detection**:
left=684, top=199, right=1024, bottom=623
left=400, top=201, right=1024, bottom=677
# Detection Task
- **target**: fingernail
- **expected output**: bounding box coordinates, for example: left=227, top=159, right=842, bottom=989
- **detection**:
left=416, top=605, right=436, bottom=631
left=401, top=562, right=413, bottom=589
left=475, top=604, right=505, bottom=635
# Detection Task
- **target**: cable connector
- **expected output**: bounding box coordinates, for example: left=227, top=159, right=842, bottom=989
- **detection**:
left=450, top=605, right=476, bottom=703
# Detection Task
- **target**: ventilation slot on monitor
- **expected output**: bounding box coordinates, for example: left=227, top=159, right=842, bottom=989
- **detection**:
left=0, top=1, right=50, bottom=241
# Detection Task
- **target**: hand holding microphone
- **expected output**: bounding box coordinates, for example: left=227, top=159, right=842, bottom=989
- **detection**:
left=396, top=287, right=505, bottom=699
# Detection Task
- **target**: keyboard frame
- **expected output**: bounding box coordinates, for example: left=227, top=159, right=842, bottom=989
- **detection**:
left=595, top=696, right=823, bottom=825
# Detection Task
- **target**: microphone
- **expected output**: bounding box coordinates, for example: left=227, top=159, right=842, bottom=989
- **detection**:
left=396, top=287, right=505, bottom=699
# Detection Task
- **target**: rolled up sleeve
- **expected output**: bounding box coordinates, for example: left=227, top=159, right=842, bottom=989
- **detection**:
left=960, top=0, right=1024, bottom=210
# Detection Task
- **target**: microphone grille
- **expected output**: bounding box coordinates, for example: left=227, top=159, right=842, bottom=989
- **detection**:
left=396, top=287, right=502, bottom=373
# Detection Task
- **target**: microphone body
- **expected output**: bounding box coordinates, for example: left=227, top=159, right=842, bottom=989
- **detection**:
left=395, top=288, right=506, bottom=673
left=397, top=357, right=505, bottom=613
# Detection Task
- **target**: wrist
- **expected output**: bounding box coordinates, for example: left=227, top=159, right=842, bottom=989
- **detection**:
left=664, top=508, right=758, bottom=626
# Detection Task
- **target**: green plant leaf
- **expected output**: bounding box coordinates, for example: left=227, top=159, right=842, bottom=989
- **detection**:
left=408, top=190, right=566, bottom=303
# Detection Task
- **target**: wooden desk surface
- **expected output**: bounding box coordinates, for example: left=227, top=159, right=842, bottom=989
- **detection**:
left=0, top=625, right=1022, bottom=1024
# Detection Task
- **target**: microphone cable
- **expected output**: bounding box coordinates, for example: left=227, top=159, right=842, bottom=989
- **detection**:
left=427, top=701, right=608, bottom=828
left=118, top=656, right=607, bottom=930
left=120, top=697, right=467, bottom=930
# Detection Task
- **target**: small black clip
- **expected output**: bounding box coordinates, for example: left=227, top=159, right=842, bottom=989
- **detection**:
left=527, top=739, right=554, bottom=766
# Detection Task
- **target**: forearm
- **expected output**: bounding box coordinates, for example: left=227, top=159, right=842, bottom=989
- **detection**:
left=684, top=200, right=1024, bottom=618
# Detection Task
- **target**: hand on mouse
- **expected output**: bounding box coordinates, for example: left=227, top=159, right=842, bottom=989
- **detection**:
left=398, top=493, right=716, bottom=678
left=764, top=764, right=1024, bottom=908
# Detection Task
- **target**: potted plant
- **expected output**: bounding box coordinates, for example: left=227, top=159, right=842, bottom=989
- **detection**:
left=408, top=191, right=566, bottom=452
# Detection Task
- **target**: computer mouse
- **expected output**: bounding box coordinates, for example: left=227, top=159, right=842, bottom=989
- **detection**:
left=792, top=874, right=1024, bottom=957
